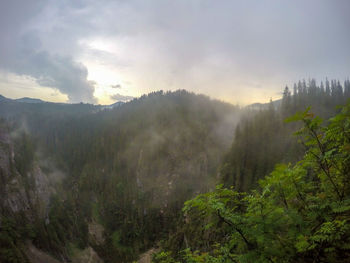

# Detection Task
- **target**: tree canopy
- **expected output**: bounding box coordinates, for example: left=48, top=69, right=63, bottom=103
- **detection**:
left=155, top=101, right=350, bottom=262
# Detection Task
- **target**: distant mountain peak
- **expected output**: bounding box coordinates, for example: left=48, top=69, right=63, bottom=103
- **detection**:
left=0, top=94, right=9, bottom=101
left=15, top=97, right=46, bottom=104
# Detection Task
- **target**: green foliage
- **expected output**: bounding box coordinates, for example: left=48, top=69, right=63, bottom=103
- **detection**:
left=13, top=132, right=36, bottom=190
left=1, top=85, right=349, bottom=262
left=0, top=90, right=238, bottom=262
left=30, top=193, right=89, bottom=259
left=0, top=217, right=28, bottom=263
left=157, top=102, right=350, bottom=262
left=153, top=251, right=180, bottom=263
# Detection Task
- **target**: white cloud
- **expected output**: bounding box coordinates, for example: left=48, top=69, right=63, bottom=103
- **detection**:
left=0, top=0, right=349, bottom=104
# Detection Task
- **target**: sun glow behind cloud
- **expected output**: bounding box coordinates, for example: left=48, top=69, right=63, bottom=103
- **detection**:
left=86, top=62, right=131, bottom=105
left=1, top=1, right=349, bottom=105
left=80, top=38, right=137, bottom=105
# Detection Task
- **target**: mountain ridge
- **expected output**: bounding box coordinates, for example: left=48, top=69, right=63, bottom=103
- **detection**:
left=0, top=94, right=125, bottom=108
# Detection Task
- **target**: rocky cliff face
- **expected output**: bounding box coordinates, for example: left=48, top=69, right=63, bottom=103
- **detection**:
left=0, top=124, right=30, bottom=216
left=0, top=123, right=103, bottom=263
left=0, top=124, right=52, bottom=221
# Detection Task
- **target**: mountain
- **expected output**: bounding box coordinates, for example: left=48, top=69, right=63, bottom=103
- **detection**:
left=1, top=79, right=349, bottom=263
left=0, top=95, right=9, bottom=101
left=0, top=94, right=125, bottom=108
left=0, top=90, right=240, bottom=263
left=0, top=94, right=47, bottom=103
left=99, top=101, right=125, bottom=110
left=0, top=120, right=103, bottom=262
left=157, top=101, right=350, bottom=262
left=246, top=98, right=281, bottom=110
left=153, top=79, right=350, bottom=262
left=15, top=97, right=46, bottom=103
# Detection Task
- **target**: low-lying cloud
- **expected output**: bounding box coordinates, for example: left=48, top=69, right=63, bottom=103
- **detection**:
left=110, top=93, right=134, bottom=102
left=111, top=84, right=122, bottom=89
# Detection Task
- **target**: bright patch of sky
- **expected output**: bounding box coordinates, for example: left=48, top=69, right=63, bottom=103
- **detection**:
left=0, top=0, right=349, bottom=105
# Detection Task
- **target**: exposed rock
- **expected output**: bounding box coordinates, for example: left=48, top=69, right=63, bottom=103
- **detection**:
left=71, top=246, right=103, bottom=263
left=0, top=125, right=31, bottom=214
left=138, top=248, right=159, bottom=263
left=0, top=124, right=59, bottom=219
left=88, top=221, right=105, bottom=245
left=25, top=241, right=62, bottom=263
left=29, top=164, right=55, bottom=218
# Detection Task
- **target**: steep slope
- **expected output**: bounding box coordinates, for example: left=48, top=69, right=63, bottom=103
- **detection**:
left=0, top=90, right=240, bottom=262
left=221, top=79, right=350, bottom=191
left=153, top=79, right=350, bottom=257
left=0, top=121, right=62, bottom=262
left=54, top=91, right=239, bottom=262
left=155, top=101, right=350, bottom=262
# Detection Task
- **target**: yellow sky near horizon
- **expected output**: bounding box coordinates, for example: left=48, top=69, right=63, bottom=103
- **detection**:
left=0, top=70, right=280, bottom=106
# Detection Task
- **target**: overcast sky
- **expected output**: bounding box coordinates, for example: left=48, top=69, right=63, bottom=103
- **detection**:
left=0, top=0, right=349, bottom=105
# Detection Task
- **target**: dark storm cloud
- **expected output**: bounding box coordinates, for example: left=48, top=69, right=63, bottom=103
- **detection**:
left=0, top=0, right=349, bottom=103
left=0, top=0, right=97, bottom=103
left=0, top=32, right=96, bottom=103
left=111, top=84, right=122, bottom=89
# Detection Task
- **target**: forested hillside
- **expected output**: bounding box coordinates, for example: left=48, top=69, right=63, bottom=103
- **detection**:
left=155, top=100, right=350, bottom=262
left=0, top=90, right=239, bottom=262
left=153, top=79, right=350, bottom=261
left=221, top=79, right=350, bottom=191
left=0, top=80, right=349, bottom=263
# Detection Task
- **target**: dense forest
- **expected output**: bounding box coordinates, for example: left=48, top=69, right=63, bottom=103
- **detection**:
left=221, top=79, right=350, bottom=191
left=155, top=101, right=350, bottom=262
left=152, top=79, right=350, bottom=261
left=0, top=79, right=350, bottom=263
left=0, top=90, right=238, bottom=262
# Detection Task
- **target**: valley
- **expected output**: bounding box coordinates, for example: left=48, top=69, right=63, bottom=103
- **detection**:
left=1, top=81, right=349, bottom=262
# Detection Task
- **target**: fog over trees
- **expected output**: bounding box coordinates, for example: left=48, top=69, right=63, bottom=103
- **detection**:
left=1, top=0, right=350, bottom=262
left=0, top=79, right=350, bottom=262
